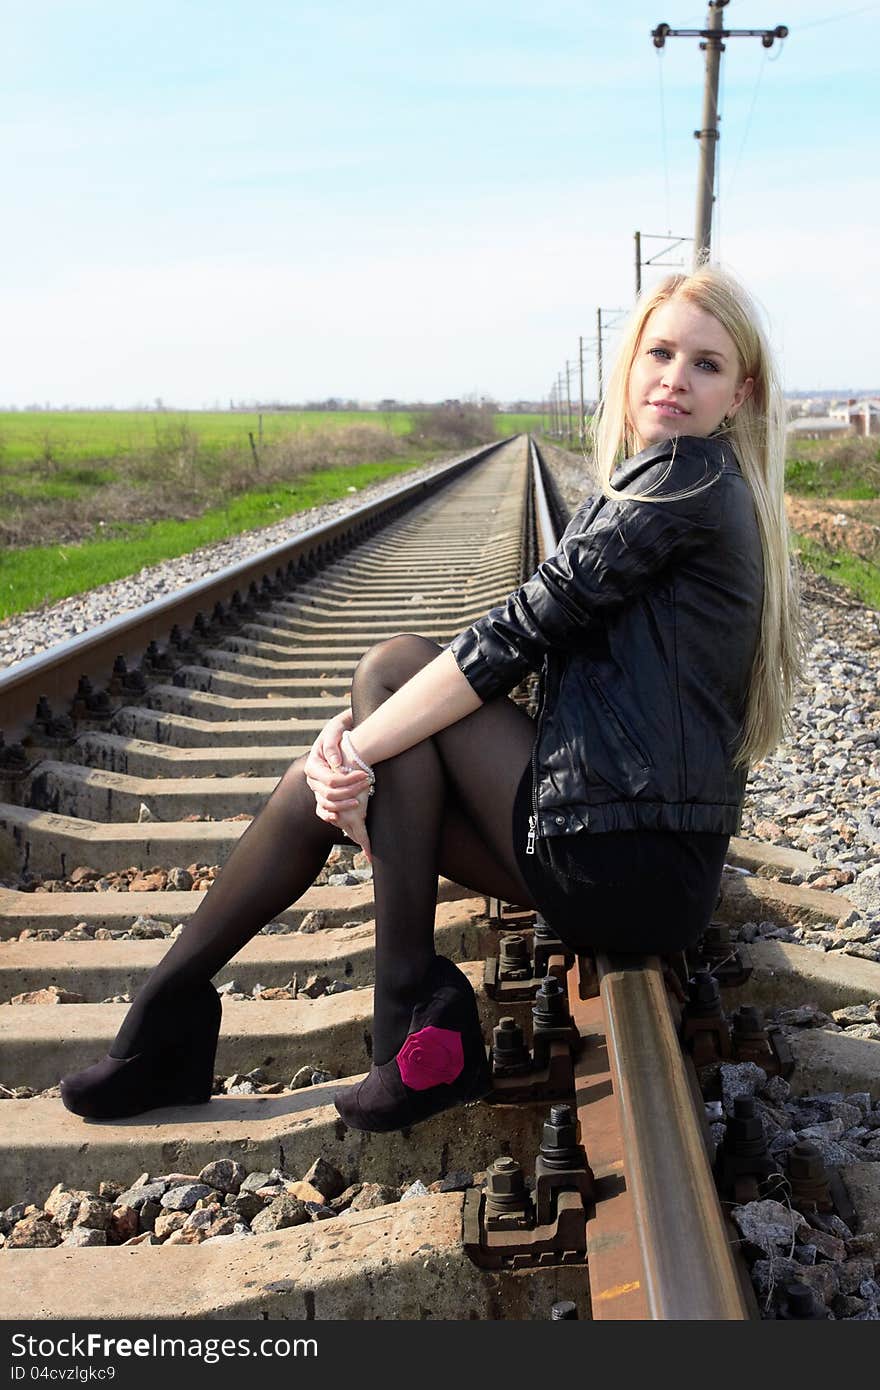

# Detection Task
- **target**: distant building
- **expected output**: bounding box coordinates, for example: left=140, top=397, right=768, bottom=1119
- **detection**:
left=788, top=397, right=880, bottom=440
left=786, top=417, right=851, bottom=440
left=846, top=400, right=880, bottom=436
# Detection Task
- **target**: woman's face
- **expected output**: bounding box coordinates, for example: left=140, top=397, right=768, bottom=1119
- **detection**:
left=626, top=298, right=754, bottom=450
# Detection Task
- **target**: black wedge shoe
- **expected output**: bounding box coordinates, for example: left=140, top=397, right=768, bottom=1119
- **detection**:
left=334, top=955, right=492, bottom=1134
left=60, top=980, right=222, bottom=1120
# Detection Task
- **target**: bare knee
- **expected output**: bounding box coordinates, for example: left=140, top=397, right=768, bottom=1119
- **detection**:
left=352, top=634, right=442, bottom=695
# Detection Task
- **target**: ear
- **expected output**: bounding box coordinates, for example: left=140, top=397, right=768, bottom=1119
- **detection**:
left=731, top=376, right=755, bottom=413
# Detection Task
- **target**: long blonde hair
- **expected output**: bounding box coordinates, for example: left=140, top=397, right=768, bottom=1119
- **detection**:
left=591, top=265, right=803, bottom=769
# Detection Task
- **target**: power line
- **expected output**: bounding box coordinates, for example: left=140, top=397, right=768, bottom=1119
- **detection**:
left=726, top=49, right=768, bottom=203
left=798, top=4, right=879, bottom=29
left=655, top=48, right=673, bottom=233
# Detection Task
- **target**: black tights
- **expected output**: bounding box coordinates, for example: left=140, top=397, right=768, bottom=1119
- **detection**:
left=112, top=635, right=538, bottom=1066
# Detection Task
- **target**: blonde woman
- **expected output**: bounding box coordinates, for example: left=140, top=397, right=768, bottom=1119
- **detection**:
left=62, top=266, right=802, bottom=1134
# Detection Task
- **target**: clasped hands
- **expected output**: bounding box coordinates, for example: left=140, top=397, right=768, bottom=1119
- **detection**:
left=303, top=707, right=373, bottom=861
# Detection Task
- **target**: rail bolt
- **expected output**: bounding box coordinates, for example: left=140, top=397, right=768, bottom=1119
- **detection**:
left=499, top=934, right=530, bottom=980
left=539, top=1104, right=582, bottom=1168
left=0, top=733, right=29, bottom=772
left=687, top=969, right=722, bottom=1014
left=787, top=1142, right=826, bottom=1181
left=484, top=1155, right=532, bottom=1229
left=531, top=975, right=567, bottom=1027
left=485, top=1156, right=527, bottom=1202
left=728, top=1096, right=767, bottom=1152
left=550, top=1301, right=578, bottom=1320
left=732, top=1005, right=765, bottom=1037
left=780, top=1283, right=821, bottom=1319
left=491, top=1016, right=530, bottom=1070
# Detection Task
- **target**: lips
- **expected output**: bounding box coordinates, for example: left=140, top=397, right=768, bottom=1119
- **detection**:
left=650, top=400, right=689, bottom=416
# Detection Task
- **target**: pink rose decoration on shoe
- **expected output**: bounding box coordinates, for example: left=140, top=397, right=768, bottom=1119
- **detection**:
left=396, top=1026, right=464, bottom=1091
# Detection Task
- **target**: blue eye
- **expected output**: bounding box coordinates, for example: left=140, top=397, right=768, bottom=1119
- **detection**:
left=647, top=346, right=719, bottom=372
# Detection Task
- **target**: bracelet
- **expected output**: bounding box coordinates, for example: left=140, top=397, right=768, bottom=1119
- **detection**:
left=341, top=730, right=376, bottom=796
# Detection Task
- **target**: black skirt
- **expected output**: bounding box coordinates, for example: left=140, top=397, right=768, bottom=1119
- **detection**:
left=511, top=762, right=729, bottom=956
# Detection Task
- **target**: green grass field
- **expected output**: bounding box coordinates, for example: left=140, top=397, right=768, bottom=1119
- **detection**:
left=495, top=413, right=543, bottom=436
left=0, top=409, right=416, bottom=471
left=785, top=436, right=879, bottom=498
left=0, top=455, right=442, bottom=619
left=791, top=532, right=880, bottom=610
left=0, top=411, right=532, bottom=622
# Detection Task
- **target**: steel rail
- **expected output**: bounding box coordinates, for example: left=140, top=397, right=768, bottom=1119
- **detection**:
left=529, top=436, right=751, bottom=1320
left=0, top=440, right=505, bottom=743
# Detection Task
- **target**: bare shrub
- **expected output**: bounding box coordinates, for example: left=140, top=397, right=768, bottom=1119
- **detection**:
left=411, top=403, right=497, bottom=449
left=118, top=420, right=203, bottom=489
left=822, top=435, right=880, bottom=479
left=243, top=424, right=405, bottom=488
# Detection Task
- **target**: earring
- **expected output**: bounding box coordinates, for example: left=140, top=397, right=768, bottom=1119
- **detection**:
left=721, top=413, right=733, bottom=429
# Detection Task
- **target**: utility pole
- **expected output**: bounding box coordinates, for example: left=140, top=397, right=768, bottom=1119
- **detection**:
left=557, top=372, right=566, bottom=437
left=596, top=308, right=627, bottom=402
left=694, top=0, right=725, bottom=263
left=578, top=336, right=586, bottom=445
left=634, top=231, right=693, bottom=298
left=565, top=362, right=574, bottom=445
left=652, top=3, right=788, bottom=266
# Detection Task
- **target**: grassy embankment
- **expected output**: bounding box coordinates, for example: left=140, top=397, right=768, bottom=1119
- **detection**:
left=0, top=408, right=535, bottom=621
left=784, top=437, right=880, bottom=609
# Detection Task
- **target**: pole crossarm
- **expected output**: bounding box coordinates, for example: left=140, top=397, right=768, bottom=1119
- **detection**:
left=643, top=234, right=692, bottom=266
left=652, top=24, right=787, bottom=47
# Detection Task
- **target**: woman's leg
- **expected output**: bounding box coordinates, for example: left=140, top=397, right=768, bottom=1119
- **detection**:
left=349, top=634, right=537, bottom=1063
left=110, top=632, right=536, bottom=1066
left=110, top=756, right=347, bottom=1056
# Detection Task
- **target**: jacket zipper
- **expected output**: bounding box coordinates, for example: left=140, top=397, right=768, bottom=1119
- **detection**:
left=527, top=660, right=548, bottom=855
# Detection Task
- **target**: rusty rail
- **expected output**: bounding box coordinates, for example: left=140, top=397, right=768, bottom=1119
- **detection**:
left=531, top=438, right=753, bottom=1320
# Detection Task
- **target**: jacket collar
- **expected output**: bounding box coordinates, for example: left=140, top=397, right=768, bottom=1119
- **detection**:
left=612, top=433, right=736, bottom=492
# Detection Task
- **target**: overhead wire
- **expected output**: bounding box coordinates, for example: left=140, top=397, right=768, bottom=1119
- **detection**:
left=726, top=48, right=769, bottom=205
left=655, top=47, right=673, bottom=234
left=796, top=4, right=879, bottom=28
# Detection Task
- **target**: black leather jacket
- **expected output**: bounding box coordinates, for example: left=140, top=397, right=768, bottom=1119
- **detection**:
left=449, top=435, right=764, bottom=839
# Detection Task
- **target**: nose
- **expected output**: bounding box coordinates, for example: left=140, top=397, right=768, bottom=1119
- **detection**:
left=660, top=355, right=688, bottom=391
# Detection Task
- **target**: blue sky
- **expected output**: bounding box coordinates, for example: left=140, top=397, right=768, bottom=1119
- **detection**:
left=2, top=1, right=878, bottom=405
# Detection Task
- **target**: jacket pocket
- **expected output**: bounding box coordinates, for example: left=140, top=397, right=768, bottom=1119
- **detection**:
left=585, top=674, right=653, bottom=794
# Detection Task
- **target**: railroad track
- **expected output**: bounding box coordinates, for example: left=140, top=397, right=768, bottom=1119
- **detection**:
left=1, top=433, right=878, bottom=1321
